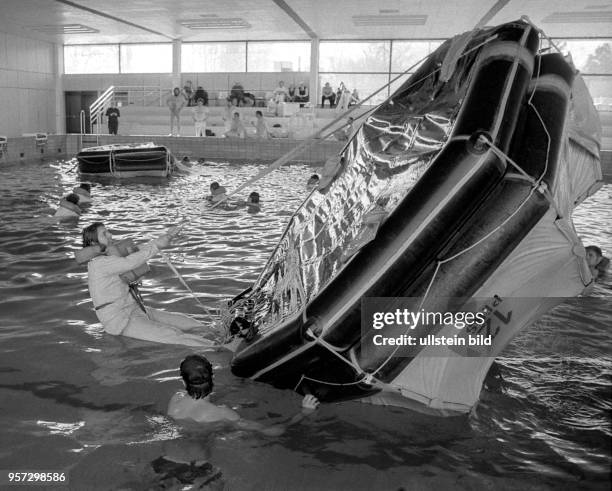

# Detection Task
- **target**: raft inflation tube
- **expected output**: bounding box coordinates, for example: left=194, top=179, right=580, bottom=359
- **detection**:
left=229, top=21, right=600, bottom=411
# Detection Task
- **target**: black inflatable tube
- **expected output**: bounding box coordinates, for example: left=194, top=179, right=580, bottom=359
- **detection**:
left=231, top=22, right=539, bottom=381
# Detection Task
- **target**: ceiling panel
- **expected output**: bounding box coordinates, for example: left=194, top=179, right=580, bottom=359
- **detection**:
left=0, top=0, right=610, bottom=46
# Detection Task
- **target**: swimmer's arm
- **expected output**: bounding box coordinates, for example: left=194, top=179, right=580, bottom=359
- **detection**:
left=96, top=242, right=160, bottom=275
left=286, top=395, right=320, bottom=426
left=235, top=418, right=285, bottom=437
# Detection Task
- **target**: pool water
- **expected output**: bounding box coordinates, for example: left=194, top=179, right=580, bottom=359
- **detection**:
left=0, top=158, right=610, bottom=490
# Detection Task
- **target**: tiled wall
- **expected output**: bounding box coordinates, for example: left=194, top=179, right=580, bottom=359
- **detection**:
left=75, top=135, right=342, bottom=164
left=0, top=135, right=68, bottom=163
left=0, top=30, right=58, bottom=137
left=0, top=134, right=341, bottom=166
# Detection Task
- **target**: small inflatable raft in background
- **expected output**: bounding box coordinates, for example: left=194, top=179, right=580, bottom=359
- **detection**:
left=226, top=19, right=603, bottom=415
left=77, top=142, right=174, bottom=177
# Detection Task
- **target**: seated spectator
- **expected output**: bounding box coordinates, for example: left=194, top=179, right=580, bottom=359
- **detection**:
left=230, top=82, right=245, bottom=106
left=224, top=112, right=246, bottom=139
left=333, top=117, right=354, bottom=141
left=349, top=88, right=360, bottom=107
left=586, top=245, right=610, bottom=280
left=193, top=86, right=208, bottom=106
left=287, top=83, right=296, bottom=102
left=192, top=99, right=209, bottom=137
left=206, top=182, right=227, bottom=203
left=273, top=81, right=289, bottom=104
left=295, top=82, right=309, bottom=106
left=252, top=110, right=269, bottom=139
left=182, top=80, right=194, bottom=107
left=54, top=193, right=81, bottom=220
left=321, top=82, right=335, bottom=108
left=242, top=92, right=256, bottom=107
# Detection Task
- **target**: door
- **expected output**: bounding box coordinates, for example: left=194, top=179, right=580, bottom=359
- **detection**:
left=65, top=91, right=98, bottom=133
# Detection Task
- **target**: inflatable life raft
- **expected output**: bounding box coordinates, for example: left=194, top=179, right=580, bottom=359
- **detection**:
left=77, top=142, right=174, bottom=177
left=227, top=20, right=603, bottom=415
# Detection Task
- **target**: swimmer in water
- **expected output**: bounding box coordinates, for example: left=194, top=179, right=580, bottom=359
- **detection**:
left=80, top=222, right=216, bottom=347
left=168, top=355, right=320, bottom=434
left=54, top=193, right=81, bottom=220
left=206, top=182, right=228, bottom=203
left=585, top=245, right=610, bottom=280
left=73, top=183, right=92, bottom=204
left=228, top=192, right=261, bottom=212
left=306, top=174, right=320, bottom=189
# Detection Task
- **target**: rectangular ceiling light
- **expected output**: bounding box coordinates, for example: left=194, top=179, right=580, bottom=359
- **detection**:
left=353, top=15, right=427, bottom=26
left=179, top=17, right=251, bottom=29
left=542, top=11, right=612, bottom=23
left=28, top=24, right=99, bottom=34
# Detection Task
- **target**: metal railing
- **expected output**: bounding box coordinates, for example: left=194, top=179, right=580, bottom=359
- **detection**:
left=89, top=85, right=166, bottom=134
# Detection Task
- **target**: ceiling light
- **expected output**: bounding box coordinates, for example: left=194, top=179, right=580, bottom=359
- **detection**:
left=353, top=15, right=427, bottom=26
left=179, top=18, right=251, bottom=30
left=542, top=11, right=612, bottom=23
left=28, top=24, right=99, bottom=34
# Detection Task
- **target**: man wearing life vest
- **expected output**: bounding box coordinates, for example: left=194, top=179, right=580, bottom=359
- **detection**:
left=54, top=193, right=81, bottom=220
left=79, top=222, right=215, bottom=347
left=72, top=183, right=92, bottom=204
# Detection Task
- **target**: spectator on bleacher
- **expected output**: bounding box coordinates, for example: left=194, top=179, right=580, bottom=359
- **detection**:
left=183, top=80, right=194, bottom=107
left=105, top=102, right=120, bottom=135
left=192, top=99, right=209, bottom=137
left=243, top=92, right=256, bottom=107
left=273, top=81, right=289, bottom=104
left=252, top=110, right=269, bottom=139
left=225, top=112, right=246, bottom=139
left=295, top=82, right=309, bottom=107
left=230, top=82, right=245, bottom=106
left=321, top=82, right=335, bottom=108
left=223, top=99, right=239, bottom=132
left=193, top=86, right=208, bottom=106
left=349, top=88, right=360, bottom=107
left=287, top=83, right=296, bottom=102
left=167, top=87, right=186, bottom=136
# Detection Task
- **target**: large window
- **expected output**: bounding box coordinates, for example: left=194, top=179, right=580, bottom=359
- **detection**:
left=549, top=39, right=612, bottom=108
left=553, top=39, right=612, bottom=74
left=182, top=43, right=246, bottom=72
left=391, top=41, right=442, bottom=73
left=64, top=45, right=119, bottom=74
left=247, top=42, right=310, bottom=72
left=120, top=44, right=172, bottom=73
left=318, top=74, right=390, bottom=105
left=319, top=41, right=390, bottom=72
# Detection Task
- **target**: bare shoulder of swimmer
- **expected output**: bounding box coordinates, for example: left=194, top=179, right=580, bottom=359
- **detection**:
left=168, top=392, right=240, bottom=423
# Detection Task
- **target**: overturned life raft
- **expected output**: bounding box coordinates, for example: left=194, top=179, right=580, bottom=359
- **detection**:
left=226, top=20, right=603, bottom=415
left=77, top=142, right=174, bottom=177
